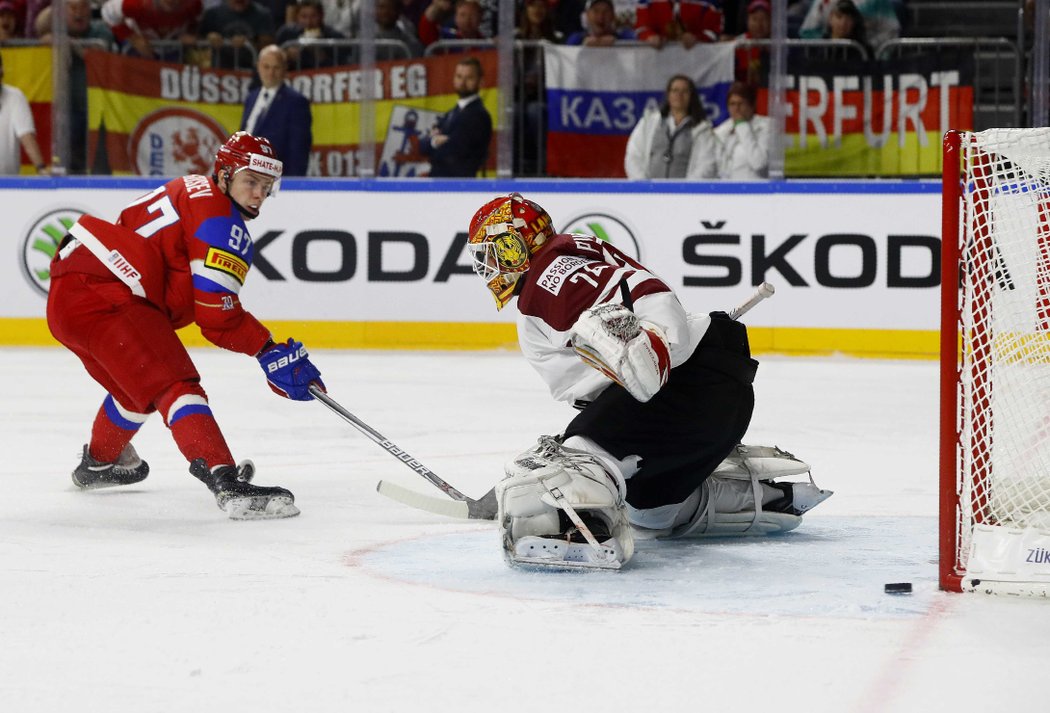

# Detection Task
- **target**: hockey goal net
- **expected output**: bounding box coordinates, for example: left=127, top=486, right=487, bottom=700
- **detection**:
left=941, top=128, right=1050, bottom=596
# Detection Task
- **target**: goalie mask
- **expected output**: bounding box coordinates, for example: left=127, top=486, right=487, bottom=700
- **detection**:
left=467, top=193, right=555, bottom=310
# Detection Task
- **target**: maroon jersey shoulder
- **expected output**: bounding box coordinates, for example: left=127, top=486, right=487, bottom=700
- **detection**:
left=517, top=233, right=670, bottom=332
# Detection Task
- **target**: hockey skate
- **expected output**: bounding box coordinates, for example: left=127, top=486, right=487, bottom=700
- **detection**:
left=72, top=444, right=149, bottom=489
left=189, top=459, right=300, bottom=520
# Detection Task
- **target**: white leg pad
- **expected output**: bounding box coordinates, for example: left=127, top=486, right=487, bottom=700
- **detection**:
left=669, top=476, right=803, bottom=537
left=497, top=436, right=634, bottom=569
left=712, top=444, right=813, bottom=481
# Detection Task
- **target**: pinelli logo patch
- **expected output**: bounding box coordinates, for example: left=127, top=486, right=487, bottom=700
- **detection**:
left=205, top=248, right=249, bottom=284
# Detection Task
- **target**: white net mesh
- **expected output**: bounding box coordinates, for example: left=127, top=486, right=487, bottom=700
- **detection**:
left=956, top=128, right=1050, bottom=573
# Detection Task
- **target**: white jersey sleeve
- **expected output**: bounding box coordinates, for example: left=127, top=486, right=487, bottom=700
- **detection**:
left=518, top=283, right=710, bottom=404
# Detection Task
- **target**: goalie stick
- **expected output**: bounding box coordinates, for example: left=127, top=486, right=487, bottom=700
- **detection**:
left=375, top=282, right=777, bottom=521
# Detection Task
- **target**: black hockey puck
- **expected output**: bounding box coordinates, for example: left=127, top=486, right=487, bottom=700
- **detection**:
left=884, top=582, right=913, bottom=594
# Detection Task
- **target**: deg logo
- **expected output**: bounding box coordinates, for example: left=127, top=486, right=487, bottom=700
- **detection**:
left=21, top=208, right=84, bottom=296
left=128, top=107, right=227, bottom=176
left=560, top=212, right=642, bottom=261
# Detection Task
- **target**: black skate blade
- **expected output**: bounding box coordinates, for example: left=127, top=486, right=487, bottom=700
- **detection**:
left=71, top=472, right=149, bottom=490
left=223, top=495, right=300, bottom=520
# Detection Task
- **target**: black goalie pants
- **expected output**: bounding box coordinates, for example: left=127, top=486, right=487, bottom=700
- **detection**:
left=562, top=311, right=758, bottom=511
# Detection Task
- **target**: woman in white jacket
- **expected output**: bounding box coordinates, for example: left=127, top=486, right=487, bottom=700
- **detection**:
left=624, top=74, right=718, bottom=180
left=714, top=81, right=771, bottom=179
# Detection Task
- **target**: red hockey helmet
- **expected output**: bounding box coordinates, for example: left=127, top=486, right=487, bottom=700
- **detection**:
left=466, top=193, right=555, bottom=310
left=213, top=131, right=283, bottom=186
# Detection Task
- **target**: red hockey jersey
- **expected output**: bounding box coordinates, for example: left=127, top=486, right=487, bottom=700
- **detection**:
left=635, top=0, right=724, bottom=43
left=51, top=174, right=271, bottom=356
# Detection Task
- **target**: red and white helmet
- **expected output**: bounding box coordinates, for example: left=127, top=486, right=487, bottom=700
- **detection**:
left=213, top=131, right=283, bottom=185
left=467, top=193, right=555, bottom=310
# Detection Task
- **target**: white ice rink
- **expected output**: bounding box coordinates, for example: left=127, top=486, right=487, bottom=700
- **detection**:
left=3, top=346, right=1048, bottom=712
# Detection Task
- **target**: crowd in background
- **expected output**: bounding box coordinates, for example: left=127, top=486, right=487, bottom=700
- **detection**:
left=0, top=0, right=907, bottom=66
left=0, top=0, right=1044, bottom=177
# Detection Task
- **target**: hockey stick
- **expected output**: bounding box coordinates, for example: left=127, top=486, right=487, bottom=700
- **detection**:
left=309, top=385, right=499, bottom=519
left=373, top=283, right=777, bottom=521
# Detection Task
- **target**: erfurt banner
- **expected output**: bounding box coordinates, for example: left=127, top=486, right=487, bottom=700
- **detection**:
left=1, top=46, right=52, bottom=174
left=543, top=44, right=735, bottom=178
left=84, top=50, right=498, bottom=177
left=774, top=52, right=975, bottom=176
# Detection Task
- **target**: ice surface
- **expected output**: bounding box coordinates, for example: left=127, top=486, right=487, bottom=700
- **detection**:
left=2, top=347, right=1048, bottom=712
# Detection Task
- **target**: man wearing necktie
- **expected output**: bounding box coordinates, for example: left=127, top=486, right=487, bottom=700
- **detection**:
left=240, top=45, right=312, bottom=176
left=420, top=56, right=492, bottom=178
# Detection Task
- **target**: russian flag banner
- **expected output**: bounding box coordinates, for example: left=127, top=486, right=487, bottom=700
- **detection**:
left=543, top=44, right=735, bottom=178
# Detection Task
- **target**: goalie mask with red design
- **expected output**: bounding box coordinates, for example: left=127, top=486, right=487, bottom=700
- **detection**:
left=213, top=131, right=283, bottom=194
left=467, top=193, right=555, bottom=309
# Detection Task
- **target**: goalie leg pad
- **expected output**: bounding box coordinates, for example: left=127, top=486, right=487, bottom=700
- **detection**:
left=498, top=436, right=634, bottom=569
left=712, top=444, right=813, bottom=481
left=670, top=476, right=803, bottom=537
left=667, top=442, right=832, bottom=538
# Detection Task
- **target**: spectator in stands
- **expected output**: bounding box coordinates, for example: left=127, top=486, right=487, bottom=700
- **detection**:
left=26, top=0, right=48, bottom=39
left=37, top=0, right=116, bottom=174
left=733, top=0, right=770, bottom=83
left=419, top=55, right=491, bottom=177
left=418, top=0, right=485, bottom=48
left=322, top=0, right=357, bottom=37
left=797, top=0, right=897, bottom=51
left=264, top=0, right=297, bottom=27
left=276, top=0, right=345, bottom=68
left=201, top=0, right=276, bottom=51
left=551, top=0, right=586, bottom=38
left=516, top=0, right=562, bottom=175
left=824, top=0, right=868, bottom=51
left=565, top=0, right=636, bottom=45
left=375, top=0, right=424, bottom=58
left=624, top=73, right=717, bottom=179
left=714, top=80, right=769, bottom=178
left=0, top=53, right=49, bottom=175
left=517, top=0, right=562, bottom=42
left=240, top=44, right=312, bottom=175
left=634, top=0, right=724, bottom=49
left=0, top=1, right=20, bottom=40
left=401, top=0, right=429, bottom=28
left=100, top=0, right=202, bottom=60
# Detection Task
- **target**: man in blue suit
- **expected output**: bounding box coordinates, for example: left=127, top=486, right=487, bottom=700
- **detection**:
left=420, top=56, right=492, bottom=178
left=240, top=45, right=312, bottom=176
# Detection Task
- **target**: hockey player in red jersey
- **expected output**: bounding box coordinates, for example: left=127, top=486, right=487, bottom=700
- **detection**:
left=47, top=132, right=323, bottom=520
left=466, top=193, right=832, bottom=568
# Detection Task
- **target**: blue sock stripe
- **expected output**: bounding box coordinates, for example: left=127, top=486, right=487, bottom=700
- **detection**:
left=168, top=403, right=212, bottom=426
left=103, top=395, right=146, bottom=431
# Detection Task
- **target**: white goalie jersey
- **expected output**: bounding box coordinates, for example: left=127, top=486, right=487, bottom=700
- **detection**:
left=514, top=233, right=711, bottom=404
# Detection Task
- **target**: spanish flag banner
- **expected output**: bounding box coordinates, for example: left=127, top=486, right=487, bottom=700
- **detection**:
left=1, top=45, right=53, bottom=173
left=84, top=49, right=499, bottom=177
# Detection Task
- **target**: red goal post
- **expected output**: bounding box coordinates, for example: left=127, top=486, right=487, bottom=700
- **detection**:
left=940, top=128, right=1050, bottom=596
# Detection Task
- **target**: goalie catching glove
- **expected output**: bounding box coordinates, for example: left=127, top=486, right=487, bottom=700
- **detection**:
left=570, top=303, right=671, bottom=402
left=257, top=338, right=324, bottom=401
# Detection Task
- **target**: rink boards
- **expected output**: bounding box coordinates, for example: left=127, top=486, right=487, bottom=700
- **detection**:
left=3, top=178, right=942, bottom=358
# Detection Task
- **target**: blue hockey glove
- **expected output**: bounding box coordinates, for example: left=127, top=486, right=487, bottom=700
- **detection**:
left=257, top=338, right=325, bottom=401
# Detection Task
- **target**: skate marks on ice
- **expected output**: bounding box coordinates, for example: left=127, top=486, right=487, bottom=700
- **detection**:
left=348, top=516, right=939, bottom=619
